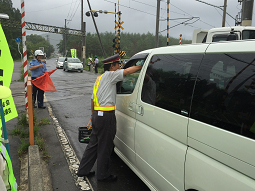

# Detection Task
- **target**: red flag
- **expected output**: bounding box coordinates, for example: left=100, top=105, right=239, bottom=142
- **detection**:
left=32, top=69, right=57, bottom=92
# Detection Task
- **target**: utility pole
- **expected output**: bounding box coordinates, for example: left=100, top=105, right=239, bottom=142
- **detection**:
left=64, top=19, right=67, bottom=57
left=46, top=34, right=50, bottom=57
left=155, top=0, right=160, bottom=48
left=241, top=0, right=254, bottom=26
left=64, top=19, right=72, bottom=56
left=167, top=0, right=170, bottom=46
left=87, top=0, right=106, bottom=58
left=81, top=0, right=84, bottom=64
left=82, top=22, right=86, bottom=66
left=222, top=0, right=227, bottom=27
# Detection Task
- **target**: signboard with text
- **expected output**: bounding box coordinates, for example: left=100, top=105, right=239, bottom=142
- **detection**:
left=0, top=24, right=18, bottom=130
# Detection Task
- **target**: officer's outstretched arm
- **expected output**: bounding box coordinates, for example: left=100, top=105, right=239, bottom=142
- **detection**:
left=123, top=65, right=142, bottom=76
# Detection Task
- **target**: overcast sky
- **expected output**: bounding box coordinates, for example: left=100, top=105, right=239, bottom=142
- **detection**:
left=12, top=0, right=255, bottom=41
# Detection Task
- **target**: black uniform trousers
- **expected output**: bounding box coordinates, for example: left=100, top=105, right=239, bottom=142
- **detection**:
left=77, top=110, right=116, bottom=180
left=31, top=77, right=44, bottom=107
left=95, top=64, right=98, bottom=73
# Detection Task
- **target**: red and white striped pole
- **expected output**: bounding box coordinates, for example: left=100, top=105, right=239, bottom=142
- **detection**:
left=21, top=0, right=28, bottom=110
left=179, top=34, right=182, bottom=45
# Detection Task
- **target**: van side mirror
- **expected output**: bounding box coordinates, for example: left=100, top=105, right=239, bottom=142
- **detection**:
left=227, top=33, right=237, bottom=41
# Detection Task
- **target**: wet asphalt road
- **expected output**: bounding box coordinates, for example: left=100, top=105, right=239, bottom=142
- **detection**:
left=45, top=58, right=150, bottom=191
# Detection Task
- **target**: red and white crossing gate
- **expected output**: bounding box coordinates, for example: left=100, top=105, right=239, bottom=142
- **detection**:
left=21, top=0, right=28, bottom=110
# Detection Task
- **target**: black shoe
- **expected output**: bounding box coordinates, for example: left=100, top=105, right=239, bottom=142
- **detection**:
left=77, top=171, right=95, bottom=178
left=85, top=171, right=95, bottom=177
left=38, top=106, right=46, bottom=109
left=98, top=175, right=117, bottom=182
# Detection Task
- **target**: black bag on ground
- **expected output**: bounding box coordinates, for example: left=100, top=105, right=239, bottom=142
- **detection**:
left=78, top=120, right=92, bottom=143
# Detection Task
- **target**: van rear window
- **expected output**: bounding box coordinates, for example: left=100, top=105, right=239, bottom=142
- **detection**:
left=242, top=30, right=255, bottom=40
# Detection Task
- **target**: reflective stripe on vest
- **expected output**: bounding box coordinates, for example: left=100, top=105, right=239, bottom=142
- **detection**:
left=0, top=143, right=17, bottom=191
left=93, top=75, right=116, bottom=111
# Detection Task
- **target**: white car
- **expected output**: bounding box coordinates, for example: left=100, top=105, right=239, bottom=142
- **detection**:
left=56, top=57, right=65, bottom=69
left=63, top=58, right=83, bottom=73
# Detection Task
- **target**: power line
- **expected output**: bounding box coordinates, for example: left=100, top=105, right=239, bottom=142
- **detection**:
left=67, top=0, right=75, bottom=19
left=214, top=7, right=231, bottom=27
left=110, top=0, right=215, bottom=28
left=68, top=1, right=81, bottom=23
left=161, top=0, right=215, bottom=28
left=104, top=0, right=159, bottom=17
left=68, top=0, right=81, bottom=22
left=131, top=0, right=186, bottom=16
left=27, top=1, right=79, bottom=13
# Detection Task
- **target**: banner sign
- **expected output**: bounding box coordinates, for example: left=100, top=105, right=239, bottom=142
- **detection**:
left=0, top=24, right=18, bottom=129
left=71, top=49, right=77, bottom=58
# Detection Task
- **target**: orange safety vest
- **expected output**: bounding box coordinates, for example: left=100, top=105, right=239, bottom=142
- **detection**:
left=93, top=75, right=116, bottom=111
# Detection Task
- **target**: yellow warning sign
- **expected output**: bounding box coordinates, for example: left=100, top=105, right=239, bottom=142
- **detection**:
left=115, top=21, right=124, bottom=30
left=0, top=24, right=18, bottom=131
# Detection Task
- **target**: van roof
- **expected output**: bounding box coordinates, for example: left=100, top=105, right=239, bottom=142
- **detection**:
left=208, top=26, right=255, bottom=33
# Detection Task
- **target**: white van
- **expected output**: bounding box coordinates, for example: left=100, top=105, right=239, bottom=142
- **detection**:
left=192, top=26, right=255, bottom=43
left=114, top=40, right=255, bottom=191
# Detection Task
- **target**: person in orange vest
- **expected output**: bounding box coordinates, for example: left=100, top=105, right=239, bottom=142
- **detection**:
left=77, top=54, right=143, bottom=182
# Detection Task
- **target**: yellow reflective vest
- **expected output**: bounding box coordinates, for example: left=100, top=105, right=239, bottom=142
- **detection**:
left=93, top=75, right=116, bottom=111
left=0, top=143, right=17, bottom=191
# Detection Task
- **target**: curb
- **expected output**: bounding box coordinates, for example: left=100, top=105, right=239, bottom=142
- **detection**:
left=28, top=145, right=43, bottom=191
left=47, top=104, right=93, bottom=191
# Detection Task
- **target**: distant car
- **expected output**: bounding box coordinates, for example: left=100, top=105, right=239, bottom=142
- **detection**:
left=56, top=57, right=65, bottom=69
left=63, top=57, right=83, bottom=73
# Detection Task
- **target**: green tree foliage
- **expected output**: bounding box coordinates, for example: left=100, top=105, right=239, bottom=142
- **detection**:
left=0, top=0, right=22, bottom=60
left=57, top=31, right=191, bottom=59
left=27, top=34, right=54, bottom=58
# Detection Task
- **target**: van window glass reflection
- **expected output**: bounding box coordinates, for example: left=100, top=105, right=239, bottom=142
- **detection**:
left=191, top=53, right=255, bottom=140
left=117, top=59, right=144, bottom=94
left=141, top=54, right=203, bottom=115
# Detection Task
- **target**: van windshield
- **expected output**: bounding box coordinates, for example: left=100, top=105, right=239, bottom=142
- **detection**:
left=242, top=30, right=255, bottom=39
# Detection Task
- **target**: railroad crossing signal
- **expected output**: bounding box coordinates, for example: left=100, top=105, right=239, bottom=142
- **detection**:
left=115, top=21, right=124, bottom=30
left=119, top=50, right=126, bottom=58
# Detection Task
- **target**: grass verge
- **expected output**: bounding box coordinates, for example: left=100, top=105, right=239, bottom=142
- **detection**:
left=11, top=110, right=50, bottom=162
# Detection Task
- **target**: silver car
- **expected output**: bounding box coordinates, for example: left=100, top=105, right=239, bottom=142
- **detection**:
left=56, top=57, right=65, bottom=68
left=63, top=58, right=83, bottom=73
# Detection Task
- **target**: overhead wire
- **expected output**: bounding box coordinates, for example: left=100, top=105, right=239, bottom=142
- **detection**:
left=214, top=7, right=231, bottom=27
left=131, top=0, right=188, bottom=16
left=67, top=0, right=75, bottom=20
left=68, top=1, right=81, bottom=25
left=105, top=0, right=215, bottom=29
left=104, top=0, right=160, bottom=17
left=167, top=0, right=215, bottom=28
left=26, top=1, right=79, bottom=13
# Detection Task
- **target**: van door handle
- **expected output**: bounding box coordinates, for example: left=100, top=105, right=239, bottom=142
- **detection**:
left=136, top=105, right=144, bottom=116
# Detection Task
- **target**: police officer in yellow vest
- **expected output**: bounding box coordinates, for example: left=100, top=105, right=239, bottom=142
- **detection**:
left=0, top=142, right=17, bottom=191
left=77, top=54, right=143, bottom=182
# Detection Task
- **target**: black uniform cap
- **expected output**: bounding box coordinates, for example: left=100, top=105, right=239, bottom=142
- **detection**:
left=102, top=54, right=120, bottom=65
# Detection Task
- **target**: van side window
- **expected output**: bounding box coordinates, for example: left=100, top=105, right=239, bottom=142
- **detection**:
left=191, top=53, right=255, bottom=140
left=141, top=54, right=203, bottom=115
left=117, top=59, right=144, bottom=94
